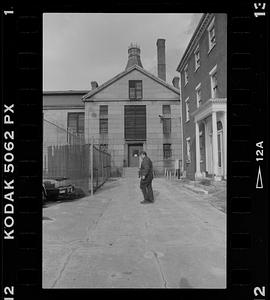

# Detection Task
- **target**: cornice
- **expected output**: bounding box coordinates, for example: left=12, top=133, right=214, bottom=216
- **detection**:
left=176, top=13, right=214, bottom=72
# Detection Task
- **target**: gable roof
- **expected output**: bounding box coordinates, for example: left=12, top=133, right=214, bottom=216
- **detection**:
left=82, top=65, right=179, bottom=101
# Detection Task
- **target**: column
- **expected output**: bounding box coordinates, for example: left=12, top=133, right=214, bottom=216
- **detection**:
left=204, top=120, right=209, bottom=173
left=212, top=111, right=219, bottom=179
left=195, top=121, right=202, bottom=179
left=223, top=111, right=227, bottom=180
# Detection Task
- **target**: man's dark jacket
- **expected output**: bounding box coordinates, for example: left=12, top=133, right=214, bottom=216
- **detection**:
left=139, top=156, right=153, bottom=180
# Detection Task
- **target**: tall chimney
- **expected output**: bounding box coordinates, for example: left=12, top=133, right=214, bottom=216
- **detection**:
left=157, top=38, right=166, bottom=81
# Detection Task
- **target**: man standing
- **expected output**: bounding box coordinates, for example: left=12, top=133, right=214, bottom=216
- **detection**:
left=139, top=151, right=154, bottom=204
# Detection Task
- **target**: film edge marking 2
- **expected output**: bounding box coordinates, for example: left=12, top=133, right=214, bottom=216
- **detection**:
left=3, top=104, right=15, bottom=299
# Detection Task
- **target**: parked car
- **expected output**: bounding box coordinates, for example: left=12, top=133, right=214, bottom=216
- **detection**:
left=43, top=177, right=75, bottom=202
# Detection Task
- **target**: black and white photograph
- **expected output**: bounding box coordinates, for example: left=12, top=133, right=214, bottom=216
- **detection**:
left=42, top=13, right=227, bottom=288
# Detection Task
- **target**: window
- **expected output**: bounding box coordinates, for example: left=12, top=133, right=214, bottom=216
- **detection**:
left=99, top=105, right=108, bottom=116
left=186, top=138, right=191, bottom=162
left=129, top=80, right=143, bottom=100
left=163, top=118, right=171, bottom=135
left=162, top=105, right=171, bottom=115
left=185, top=97, right=190, bottom=122
left=162, top=105, right=171, bottom=135
left=195, top=83, right=202, bottom=107
left=67, top=112, right=84, bottom=134
left=163, top=144, right=172, bottom=159
left=124, top=105, right=146, bottom=140
left=194, top=46, right=200, bottom=70
left=209, top=65, right=218, bottom=98
left=99, top=119, right=108, bottom=134
left=99, top=105, right=108, bottom=134
left=208, top=17, right=216, bottom=51
left=184, top=65, right=188, bottom=85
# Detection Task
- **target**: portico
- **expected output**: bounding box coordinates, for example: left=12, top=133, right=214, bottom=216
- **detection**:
left=192, top=98, right=227, bottom=181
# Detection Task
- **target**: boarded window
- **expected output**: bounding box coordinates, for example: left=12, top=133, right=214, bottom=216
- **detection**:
left=67, top=112, right=84, bottom=134
left=129, top=80, right=143, bottom=100
left=124, top=105, right=146, bottom=140
left=163, top=144, right=172, bottom=159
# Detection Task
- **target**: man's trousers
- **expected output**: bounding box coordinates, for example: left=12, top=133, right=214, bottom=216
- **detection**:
left=140, top=177, right=154, bottom=202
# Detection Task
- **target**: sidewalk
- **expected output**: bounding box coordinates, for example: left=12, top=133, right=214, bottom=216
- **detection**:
left=166, top=177, right=227, bottom=213
left=43, top=177, right=226, bottom=288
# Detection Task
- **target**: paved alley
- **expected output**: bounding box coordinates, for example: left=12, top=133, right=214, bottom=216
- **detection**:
left=43, top=176, right=226, bottom=288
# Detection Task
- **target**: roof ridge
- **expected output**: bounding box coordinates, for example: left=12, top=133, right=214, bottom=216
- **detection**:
left=82, top=65, right=179, bottom=101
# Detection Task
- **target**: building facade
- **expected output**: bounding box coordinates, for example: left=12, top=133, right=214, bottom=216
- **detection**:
left=43, top=91, right=86, bottom=173
left=43, top=91, right=86, bottom=147
left=177, top=13, right=227, bottom=181
left=83, top=41, right=182, bottom=176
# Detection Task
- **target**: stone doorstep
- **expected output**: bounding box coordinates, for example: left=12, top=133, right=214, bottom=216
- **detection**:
left=181, top=183, right=209, bottom=195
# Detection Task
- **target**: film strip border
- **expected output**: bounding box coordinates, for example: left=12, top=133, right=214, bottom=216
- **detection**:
left=1, top=7, right=42, bottom=299
left=1, top=4, right=268, bottom=300
left=229, top=5, right=268, bottom=300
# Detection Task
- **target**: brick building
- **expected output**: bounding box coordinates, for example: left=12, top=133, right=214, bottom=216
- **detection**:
left=83, top=40, right=182, bottom=176
left=177, top=13, right=227, bottom=181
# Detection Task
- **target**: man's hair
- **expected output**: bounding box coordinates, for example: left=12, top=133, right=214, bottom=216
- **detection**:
left=139, top=150, right=147, bottom=156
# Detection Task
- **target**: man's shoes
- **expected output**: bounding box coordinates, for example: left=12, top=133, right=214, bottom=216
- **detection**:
left=140, top=200, right=152, bottom=204
left=140, top=200, right=154, bottom=204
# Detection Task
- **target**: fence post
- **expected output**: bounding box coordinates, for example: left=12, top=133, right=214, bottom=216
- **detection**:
left=90, top=137, right=94, bottom=197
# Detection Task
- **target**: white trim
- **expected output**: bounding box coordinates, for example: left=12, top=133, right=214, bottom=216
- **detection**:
left=195, top=82, right=201, bottom=90
left=185, top=97, right=190, bottom=122
left=209, top=65, right=218, bottom=99
left=194, top=44, right=199, bottom=53
left=209, top=64, right=217, bottom=76
left=176, top=13, right=214, bottom=72
left=184, top=64, right=188, bottom=86
left=186, top=137, right=191, bottom=163
left=195, top=83, right=202, bottom=108
left=193, top=98, right=227, bottom=123
left=194, top=45, right=200, bottom=71
left=179, top=83, right=184, bottom=173
left=207, top=16, right=216, bottom=52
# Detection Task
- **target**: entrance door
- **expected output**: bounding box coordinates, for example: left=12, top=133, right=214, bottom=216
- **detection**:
left=128, top=144, right=143, bottom=167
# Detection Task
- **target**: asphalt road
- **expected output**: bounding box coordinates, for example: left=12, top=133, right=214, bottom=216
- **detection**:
left=43, top=176, right=226, bottom=288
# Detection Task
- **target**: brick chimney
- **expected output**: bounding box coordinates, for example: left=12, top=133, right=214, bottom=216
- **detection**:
left=91, top=81, right=98, bottom=90
left=172, top=76, right=180, bottom=89
left=157, top=38, right=166, bottom=81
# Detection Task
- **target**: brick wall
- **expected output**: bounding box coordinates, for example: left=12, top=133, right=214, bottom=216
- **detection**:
left=180, top=13, right=227, bottom=179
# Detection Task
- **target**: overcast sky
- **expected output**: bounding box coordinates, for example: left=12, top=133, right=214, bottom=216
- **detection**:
left=43, top=13, right=202, bottom=91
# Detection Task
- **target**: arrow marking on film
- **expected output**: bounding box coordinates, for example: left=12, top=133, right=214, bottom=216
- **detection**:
left=256, top=165, right=263, bottom=189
